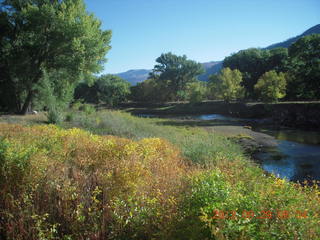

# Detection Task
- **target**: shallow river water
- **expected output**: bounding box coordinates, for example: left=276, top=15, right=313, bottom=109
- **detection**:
left=138, top=113, right=320, bottom=182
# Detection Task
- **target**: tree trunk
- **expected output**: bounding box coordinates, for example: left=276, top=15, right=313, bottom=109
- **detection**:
left=20, top=90, right=33, bottom=115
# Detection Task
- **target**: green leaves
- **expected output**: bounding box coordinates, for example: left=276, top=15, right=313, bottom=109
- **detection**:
left=209, top=67, right=244, bottom=102
left=0, top=0, right=112, bottom=113
left=223, top=48, right=288, bottom=99
left=74, top=74, right=131, bottom=106
left=151, top=52, right=205, bottom=101
left=254, top=70, right=287, bottom=103
left=286, top=34, right=320, bottom=100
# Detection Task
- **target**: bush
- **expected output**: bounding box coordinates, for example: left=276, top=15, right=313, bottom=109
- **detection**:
left=65, top=112, right=75, bottom=122
left=171, top=164, right=320, bottom=240
left=46, top=106, right=64, bottom=124
left=0, top=124, right=187, bottom=239
left=81, top=104, right=96, bottom=115
left=1, top=113, right=320, bottom=239
left=36, top=70, right=71, bottom=124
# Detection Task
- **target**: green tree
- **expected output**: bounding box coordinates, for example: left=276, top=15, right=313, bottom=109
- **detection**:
left=75, top=75, right=131, bottom=106
left=151, top=52, right=204, bottom=101
left=130, top=78, right=166, bottom=102
left=35, top=70, right=74, bottom=123
left=0, top=0, right=111, bottom=114
left=254, top=70, right=287, bottom=102
left=286, top=34, right=320, bottom=100
left=223, top=48, right=288, bottom=99
left=209, top=68, right=244, bottom=102
left=186, top=81, right=207, bottom=103
left=94, top=75, right=131, bottom=106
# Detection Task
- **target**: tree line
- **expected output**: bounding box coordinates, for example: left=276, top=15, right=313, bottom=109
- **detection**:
left=131, top=34, right=320, bottom=103
left=1, top=0, right=319, bottom=117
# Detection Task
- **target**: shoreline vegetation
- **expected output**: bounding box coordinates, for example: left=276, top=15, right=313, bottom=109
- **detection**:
left=1, top=108, right=320, bottom=239
left=120, top=100, right=320, bottom=130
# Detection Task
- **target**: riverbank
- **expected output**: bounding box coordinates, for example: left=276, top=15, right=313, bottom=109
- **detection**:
left=1, top=110, right=320, bottom=239
left=120, top=101, right=320, bottom=130
left=141, top=114, right=279, bottom=154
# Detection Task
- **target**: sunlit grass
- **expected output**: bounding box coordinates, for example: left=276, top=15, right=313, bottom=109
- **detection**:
left=63, top=110, right=246, bottom=166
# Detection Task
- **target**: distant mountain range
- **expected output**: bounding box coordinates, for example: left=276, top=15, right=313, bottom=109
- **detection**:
left=116, top=24, right=320, bottom=85
left=116, top=69, right=151, bottom=85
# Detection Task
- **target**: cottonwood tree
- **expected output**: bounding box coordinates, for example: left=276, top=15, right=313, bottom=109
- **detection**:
left=209, top=68, right=244, bottom=102
left=75, top=74, right=131, bottom=106
left=186, top=81, right=207, bottom=103
left=150, top=52, right=204, bottom=101
left=223, top=48, right=288, bottom=99
left=254, top=70, right=286, bottom=102
left=0, top=0, right=111, bottom=114
left=286, top=34, right=320, bottom=100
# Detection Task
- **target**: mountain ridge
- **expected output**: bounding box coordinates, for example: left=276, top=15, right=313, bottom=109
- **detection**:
left=265, top=24, right=320, bottom=49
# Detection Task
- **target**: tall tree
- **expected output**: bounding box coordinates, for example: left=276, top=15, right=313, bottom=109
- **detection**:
left=254, top=70, right=287, bottom=102
left=150, top=52, right=204, bottom=101
left=0, top=0, right=111, bottom=114
left=223, top=48, right=288, bottom=99
left=75, top=74, right=131, bottom=106
left=209, top=68, right=244, bottom=102
left=286, top=34, right=320, bottom=100
left=130, top=78, right=167, bottom=102
left=186, top=81, right=207, bottom=103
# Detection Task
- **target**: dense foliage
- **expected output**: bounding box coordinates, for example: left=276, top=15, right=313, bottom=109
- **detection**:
left=0, top=123, right=187, bottom=239
left=208, top=68, right=244, bottom=102
left=150, top=52, right=205, bottom=101
left=75, top=74, right=131, bottom=106
left=132, top=34, right=319, bottom=103
left=223, top=48, right=288, bottom=99
left=222, top=34, right=320, bottom=101
left=0, top=0, right=111, bottom=114
left=254, top=70, right=287, bottom=102
left=186, top=81, right=208, bottom=103
left=130, top=78, right=163, bottom=102
left=286, top=34, right=320, bottom=100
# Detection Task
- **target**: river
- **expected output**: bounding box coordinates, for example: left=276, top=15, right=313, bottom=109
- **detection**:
left=137, top=113, right=320, bottom=183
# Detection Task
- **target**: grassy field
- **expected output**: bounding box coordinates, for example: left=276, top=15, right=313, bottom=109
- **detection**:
left=1, top=109, right=320, bottom=239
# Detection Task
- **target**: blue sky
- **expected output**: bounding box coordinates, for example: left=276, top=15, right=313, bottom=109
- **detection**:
left=84, top=0, right=320, bottom=74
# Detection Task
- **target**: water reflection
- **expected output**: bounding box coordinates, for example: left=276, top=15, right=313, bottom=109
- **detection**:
left=137, top=113, right=320, bottom=182
left=257, top=140, right=320, bottom=182
left=258, top=129, right=320, bottom=145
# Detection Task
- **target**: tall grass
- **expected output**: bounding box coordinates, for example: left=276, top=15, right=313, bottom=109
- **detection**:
left=64, top=110, right=246, bottom=166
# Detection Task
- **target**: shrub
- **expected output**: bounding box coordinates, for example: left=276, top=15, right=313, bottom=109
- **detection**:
left=46, top=106, right=64, bottom=124
left=65, top=112, right=74, bottom=122
left=0, top=124, right=187, bottom=239
left=170, top=163, right=320, bottom=240
left=79, top=103, right=96, bottom=115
